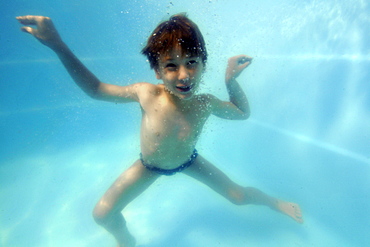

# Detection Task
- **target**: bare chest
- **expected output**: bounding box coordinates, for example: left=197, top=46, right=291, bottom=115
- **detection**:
left=142, top=99, right=207, bottom=142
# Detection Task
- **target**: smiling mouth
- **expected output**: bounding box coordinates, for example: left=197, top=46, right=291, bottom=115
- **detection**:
left=176, top=85, right=193, bottom=93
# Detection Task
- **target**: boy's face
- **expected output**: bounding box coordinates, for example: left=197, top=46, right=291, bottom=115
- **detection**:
left=155, top=48, right=204, bottom=100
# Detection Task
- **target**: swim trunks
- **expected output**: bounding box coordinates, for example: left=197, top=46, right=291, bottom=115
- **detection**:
left=140, top=149, right=198, bottom=176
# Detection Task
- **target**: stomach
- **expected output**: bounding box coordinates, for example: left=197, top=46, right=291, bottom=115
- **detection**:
left=140, top=134, right=197, bottom=169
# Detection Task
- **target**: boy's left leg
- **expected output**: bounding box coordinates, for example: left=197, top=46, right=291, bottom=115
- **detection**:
left=183, top=154, right=303, bottom=223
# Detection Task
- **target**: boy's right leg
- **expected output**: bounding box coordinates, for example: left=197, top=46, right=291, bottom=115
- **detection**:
left=93, top=159, right=160, bottom=247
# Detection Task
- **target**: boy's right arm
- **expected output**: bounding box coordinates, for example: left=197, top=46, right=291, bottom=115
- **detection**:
left=16, top=15, right=138, bottom=103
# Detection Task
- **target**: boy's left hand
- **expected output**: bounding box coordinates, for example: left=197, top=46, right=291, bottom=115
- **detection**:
left=225, top=55, right=252, bottom=83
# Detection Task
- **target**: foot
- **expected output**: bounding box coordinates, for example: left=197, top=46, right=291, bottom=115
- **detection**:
left=275, top=200, right=303, bottom=223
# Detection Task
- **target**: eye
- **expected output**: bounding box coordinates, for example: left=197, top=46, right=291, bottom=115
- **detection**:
left=187, top=60, right=198, bottom=67
left=165, top=63, right=177, bottom=71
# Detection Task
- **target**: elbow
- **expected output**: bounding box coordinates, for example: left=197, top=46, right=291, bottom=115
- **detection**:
left=81, top=82, right=104, bottom=100
left=231, top=108, right=250, bottom=120
left=241, top=112, right=250, bottom=120
left=87, top=87, right=104, bottom=100
left=240, top=107, right=250, bottom=120
left=246, top=109, right=251, bottom=119
left=89, top=91, right=101, bottom=100
left=238, top=104, right=250, bottom=120
left=231, top=111, right=249, bottom=120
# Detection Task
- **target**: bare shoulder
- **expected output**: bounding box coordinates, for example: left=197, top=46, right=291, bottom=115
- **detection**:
left=134, top=82, right=165, bottom=103
left=133, top=82, right=161, bottom=96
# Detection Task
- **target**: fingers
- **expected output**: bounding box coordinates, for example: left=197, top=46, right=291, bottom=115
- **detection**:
left=225, top=54, right=252, bottom=81
left=236, top=55, right=253, bottom=70
left=20, top=26, right=35, bottom=35
left=16, top=15, right=53, bottom=38
left=236, top=54, right=252, bottom=65
left=16, top=16, right=39, bottom=35
left=229, top=55, right=253, bottom=66
left=16, top=15, right=40, bottom=25
left=239, top=62, right=250, bottom=71
left=16, top=15, right=51, bottom=28
left=238, top=56, right=253, bottom=65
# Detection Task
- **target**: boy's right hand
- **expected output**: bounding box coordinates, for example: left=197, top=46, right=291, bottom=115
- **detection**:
left=16, top=16, right=64, bottom=50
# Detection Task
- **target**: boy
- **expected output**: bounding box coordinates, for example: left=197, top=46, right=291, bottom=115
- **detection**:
left=17, top=14, right=303, bottom=247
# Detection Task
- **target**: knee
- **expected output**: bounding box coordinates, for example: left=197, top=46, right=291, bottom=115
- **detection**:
left=226, top=186, right=260, bottom=205
left=92, top=201, right=113, bottom=226
left=226, top=187, right=247, bottom=205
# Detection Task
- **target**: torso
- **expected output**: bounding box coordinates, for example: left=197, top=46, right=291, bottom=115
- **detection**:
left=137, top=83, right=211, bottom=169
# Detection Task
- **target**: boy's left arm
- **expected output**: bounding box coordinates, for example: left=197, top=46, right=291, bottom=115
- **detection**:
left=209, top=55, right=252, bottom=120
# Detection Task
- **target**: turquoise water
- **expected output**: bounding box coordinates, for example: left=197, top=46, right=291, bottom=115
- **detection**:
left=1, top=0, right=369, bottom=246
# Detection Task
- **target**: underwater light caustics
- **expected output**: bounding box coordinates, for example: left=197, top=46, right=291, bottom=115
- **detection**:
left=250, top=119, right=370, bottom=165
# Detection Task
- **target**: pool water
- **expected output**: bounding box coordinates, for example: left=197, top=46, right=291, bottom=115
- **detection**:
left=1, top=0, right=369, bottom=246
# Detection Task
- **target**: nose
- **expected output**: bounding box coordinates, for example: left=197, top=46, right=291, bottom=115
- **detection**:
left=178, top=65, right=190, bottom=82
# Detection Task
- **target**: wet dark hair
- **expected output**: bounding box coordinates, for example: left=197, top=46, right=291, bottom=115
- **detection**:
left=141, top=13, right=207, bottom=69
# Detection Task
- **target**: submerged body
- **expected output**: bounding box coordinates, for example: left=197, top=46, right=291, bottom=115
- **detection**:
left=138, top=83, right=209, bottom=169
left=17, top=14, right=303, bottom=247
